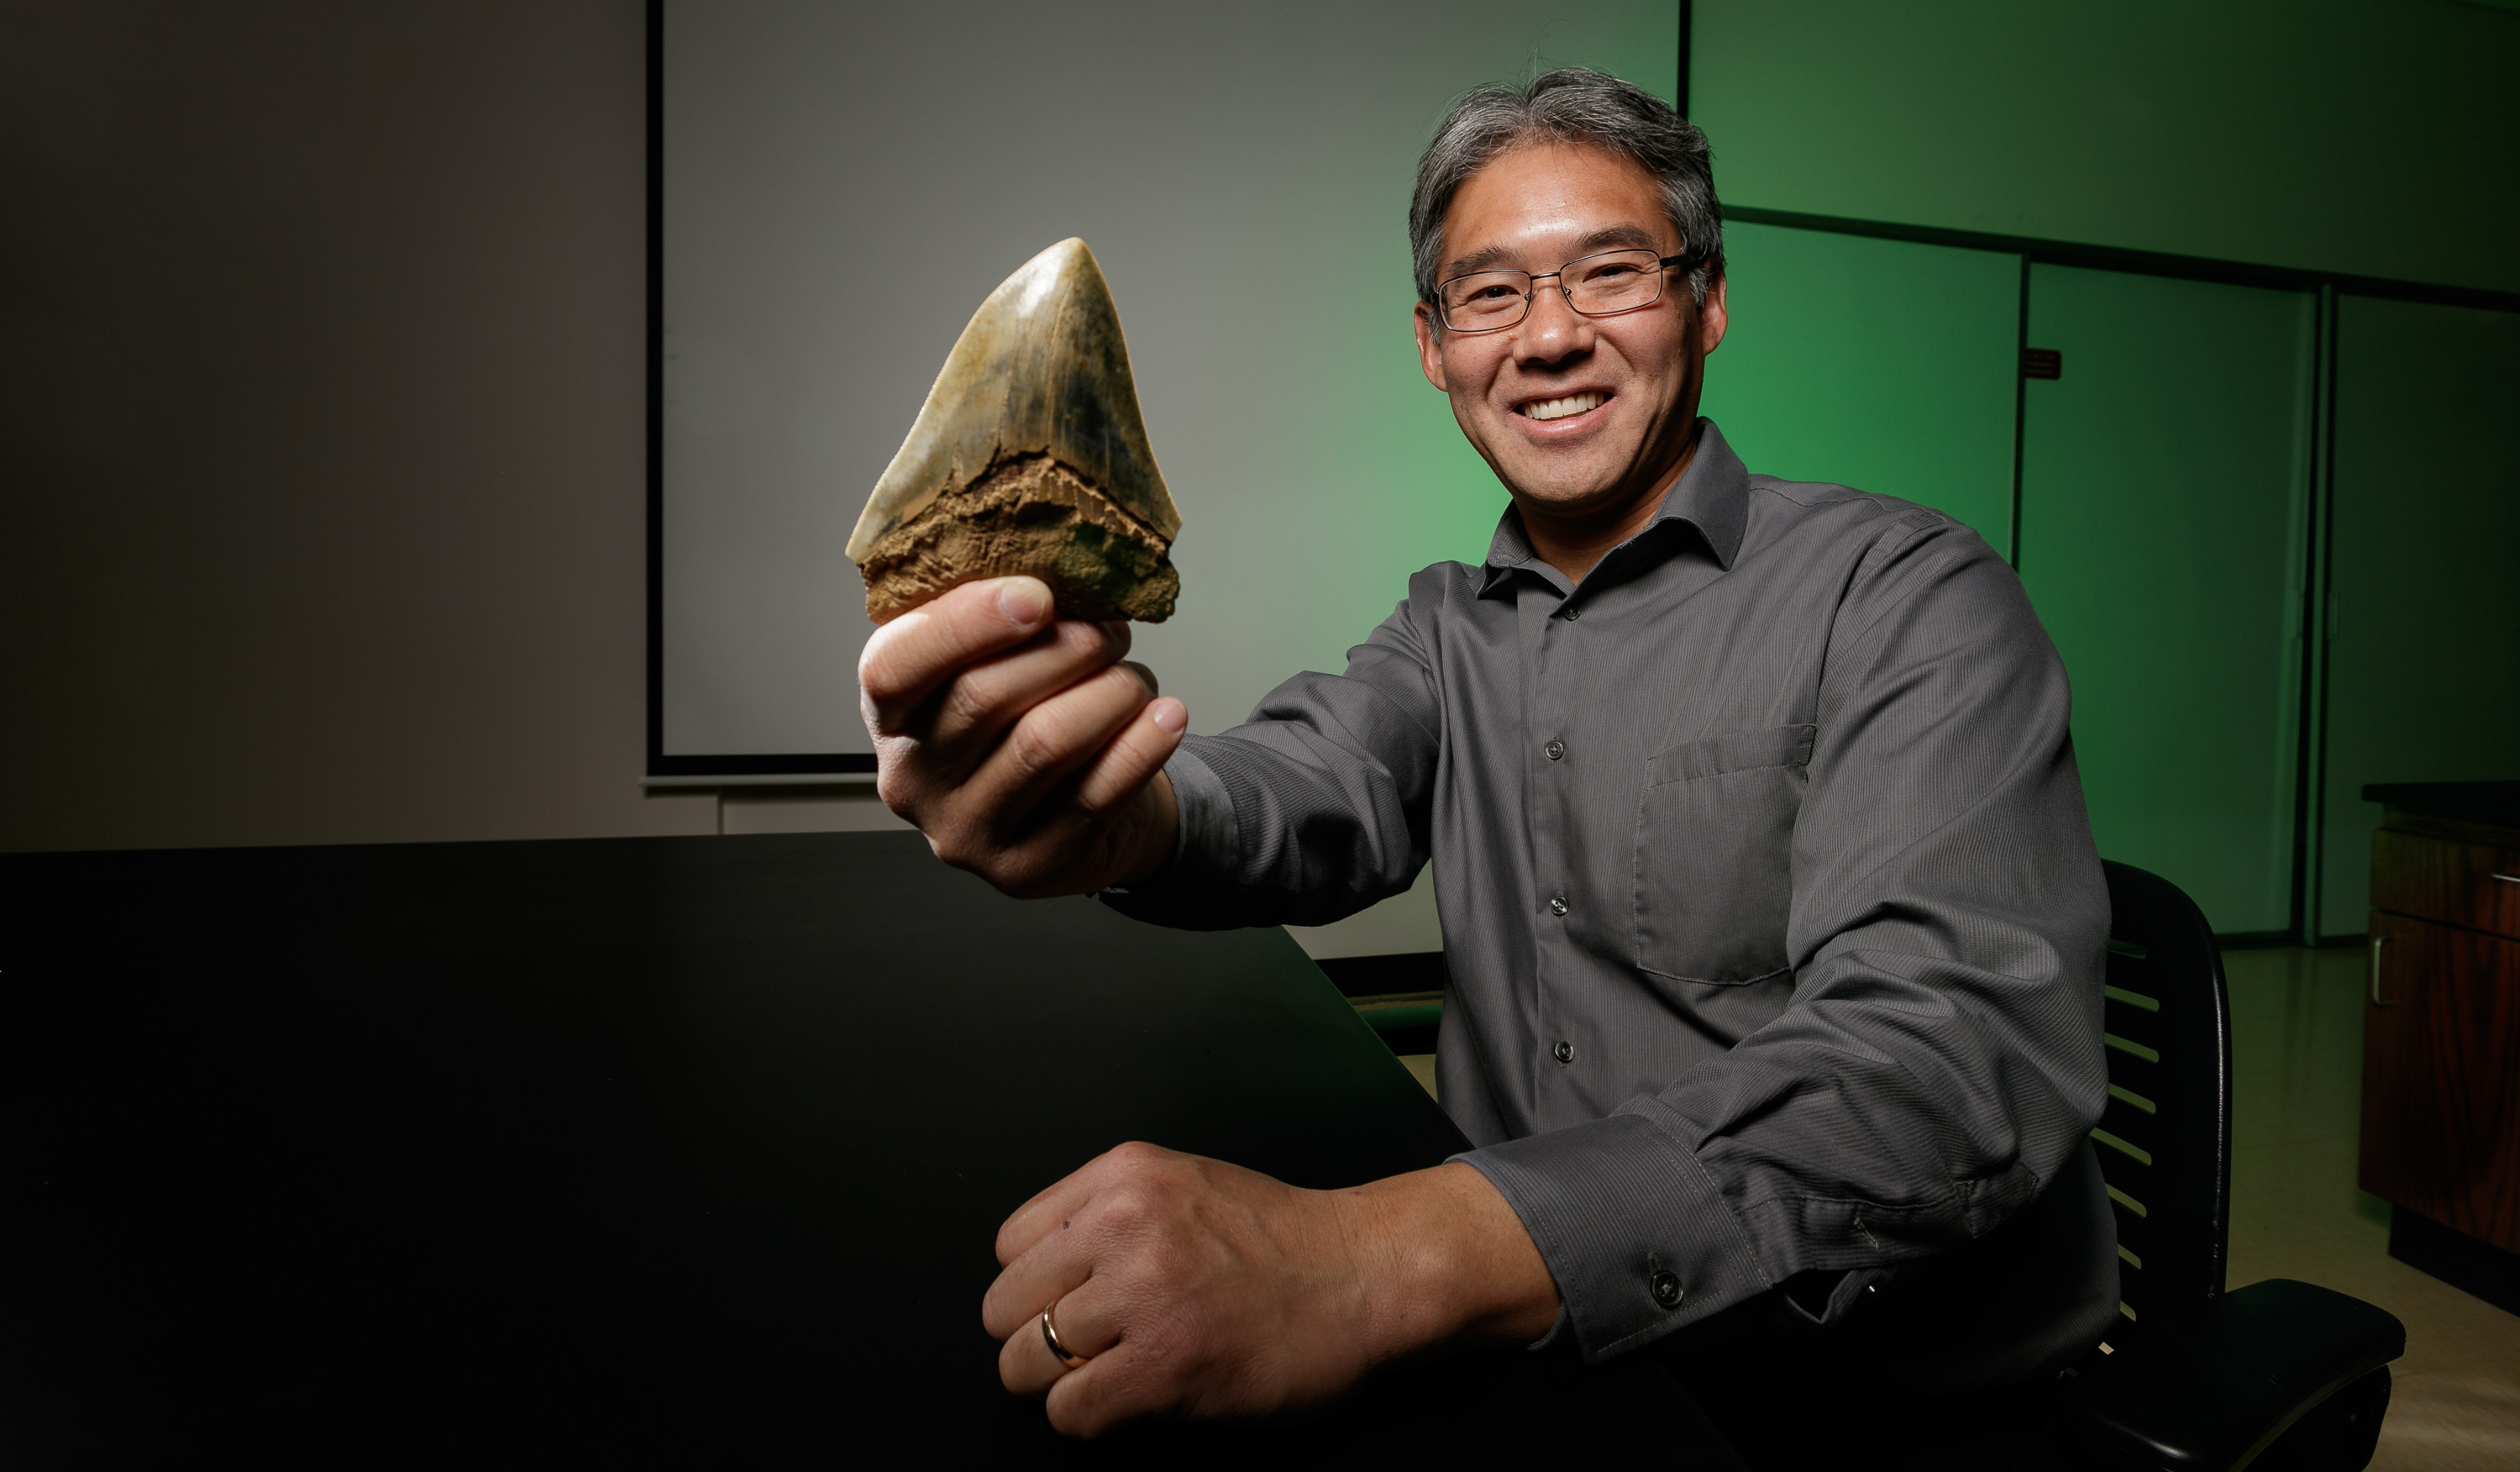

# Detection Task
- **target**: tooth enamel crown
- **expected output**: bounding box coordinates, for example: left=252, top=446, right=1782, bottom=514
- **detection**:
left=849, top=239, right=1183, bottom=624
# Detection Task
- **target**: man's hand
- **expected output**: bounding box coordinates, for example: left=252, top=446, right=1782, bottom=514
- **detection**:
left=980, top=1143, right=1562, bottom=1438
left=858, top=576, right=1185, bottom=897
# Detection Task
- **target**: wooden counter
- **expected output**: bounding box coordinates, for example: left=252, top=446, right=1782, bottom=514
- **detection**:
left=2358, top=781, right=2520, bottom=1311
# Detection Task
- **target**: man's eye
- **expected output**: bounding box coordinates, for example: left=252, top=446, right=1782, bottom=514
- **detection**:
left=1469, top=284, right=1516, bottom=301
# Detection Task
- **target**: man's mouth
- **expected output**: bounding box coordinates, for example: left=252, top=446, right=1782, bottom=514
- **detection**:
left=1517, top=390, right=1608, bottom=423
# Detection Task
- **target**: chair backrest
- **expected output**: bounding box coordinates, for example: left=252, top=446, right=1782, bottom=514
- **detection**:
left=2096, top=860, right=2234, bottom=1333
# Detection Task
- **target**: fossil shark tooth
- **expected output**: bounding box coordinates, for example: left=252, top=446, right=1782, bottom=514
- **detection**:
left=848, top=238, right=1182, bottom=624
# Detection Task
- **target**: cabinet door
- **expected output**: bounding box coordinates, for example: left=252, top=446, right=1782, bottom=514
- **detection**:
left=2358, top=911, right=2520, bottom=1250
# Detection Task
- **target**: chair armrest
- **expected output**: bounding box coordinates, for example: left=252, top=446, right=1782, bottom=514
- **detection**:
left=2053, top=1279, right=2403, bottom=1471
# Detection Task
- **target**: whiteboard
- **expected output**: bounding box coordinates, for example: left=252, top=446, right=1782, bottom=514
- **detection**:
left=654, top=0, right=1677, bottom=773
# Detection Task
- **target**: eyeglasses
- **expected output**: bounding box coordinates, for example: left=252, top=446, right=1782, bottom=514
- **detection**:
left=1436, top=248, right=1696, bottom=333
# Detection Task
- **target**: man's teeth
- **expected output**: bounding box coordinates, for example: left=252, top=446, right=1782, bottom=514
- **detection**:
left=1520, top=392, right=1606, bottom=422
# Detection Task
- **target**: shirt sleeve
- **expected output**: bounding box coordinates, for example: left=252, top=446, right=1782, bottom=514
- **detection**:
left=1098, top=566, right=1452, bottom=931
left=1458, top=518, right=2111, bottom=1361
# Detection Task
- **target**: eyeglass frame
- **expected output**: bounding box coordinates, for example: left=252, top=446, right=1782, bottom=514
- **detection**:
left=1433, top=246, right=1707, bottom=334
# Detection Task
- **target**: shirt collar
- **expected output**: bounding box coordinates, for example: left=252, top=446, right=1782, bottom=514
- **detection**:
left=1476, top=418, right=1751, bottom=597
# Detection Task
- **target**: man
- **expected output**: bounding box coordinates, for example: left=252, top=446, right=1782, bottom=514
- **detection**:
left=859, top=71, right=2117, bottom=1440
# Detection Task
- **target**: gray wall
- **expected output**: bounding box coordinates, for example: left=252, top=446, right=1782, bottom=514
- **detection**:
left=0, top=0, right=1426, bottom=957
left=0, top=1, right=722, bottom=850
left=0, top=1, right=1660, bottom=889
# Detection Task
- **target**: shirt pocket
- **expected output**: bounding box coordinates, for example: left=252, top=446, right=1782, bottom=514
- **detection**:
left=1631, top=723, right=1815, bottom=985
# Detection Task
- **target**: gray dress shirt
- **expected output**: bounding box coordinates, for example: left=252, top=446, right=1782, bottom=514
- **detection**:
left=1105, top=421, right=2115, bottom=1377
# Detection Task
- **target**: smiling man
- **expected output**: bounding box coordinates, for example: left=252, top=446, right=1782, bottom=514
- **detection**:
left=859, top=71, right=2118, bottom=1443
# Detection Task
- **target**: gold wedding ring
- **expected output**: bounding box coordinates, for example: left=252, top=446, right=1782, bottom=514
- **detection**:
left=1040, top=1303, right=1089, bottom=1370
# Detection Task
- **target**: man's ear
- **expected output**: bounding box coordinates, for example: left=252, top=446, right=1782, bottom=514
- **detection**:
left=1698, top=274, right=1730, bottom=356
left=1413, top=302, right=1450, bottom=391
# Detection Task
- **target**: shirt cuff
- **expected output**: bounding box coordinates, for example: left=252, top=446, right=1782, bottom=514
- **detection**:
left=1454, top=1107, right=1775, bottom=1363
left=1159, top=740, right=1240, bottom=884
left=1095, top=740, right=1242, bottom=921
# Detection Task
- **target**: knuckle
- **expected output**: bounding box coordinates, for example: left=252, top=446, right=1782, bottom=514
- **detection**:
left=856, top=644, right=900, bottom=701
left=1005, top=711, right=1068, bottom=775
left=1107, top=1140, right=1165, bottom=1171
left=1055, top=620, right=1117, bottom=665
left=925, top=827, right=978, bottom=870
left=937, top=671, right=995, bottom=732
left=1069, top=776, right=1120, bottom=818
left=872, top=759, right=918, bottom=814
left=1097, top=663, right=1149, bottom=702
left=1046, top=1393, right=1105, bottom=1439
left=1099, top=1185, right=1152, bottom=1229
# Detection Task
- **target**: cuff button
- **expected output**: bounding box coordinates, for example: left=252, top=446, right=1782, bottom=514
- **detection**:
left=1649, top=1270, right=1683, bottom=1309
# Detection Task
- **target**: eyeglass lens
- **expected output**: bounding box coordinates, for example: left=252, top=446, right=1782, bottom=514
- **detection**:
left=1440, top=249, right=1670, bottom=331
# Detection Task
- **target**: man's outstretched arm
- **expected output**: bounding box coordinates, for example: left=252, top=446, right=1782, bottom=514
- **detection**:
left=859, top=576, right=1556, bottom=1435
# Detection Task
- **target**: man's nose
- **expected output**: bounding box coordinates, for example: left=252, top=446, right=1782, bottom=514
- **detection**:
left=1513, top=278, right=1593, bottom=362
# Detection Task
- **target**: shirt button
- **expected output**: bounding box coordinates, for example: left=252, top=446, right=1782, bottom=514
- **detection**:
left=1549, top=895, right=1568, bottom=916
left=1562, top=604, right=1582, bottom=621
left=1552, top=1040, right=1574, bottom=1065
left=1545, top=739, right=1565, bottom=761
left=1651, top=1270, right=1683, bottom=1309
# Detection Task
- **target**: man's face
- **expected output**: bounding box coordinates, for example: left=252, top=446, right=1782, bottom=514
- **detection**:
left=1415, top=142, right=1725, bottom=521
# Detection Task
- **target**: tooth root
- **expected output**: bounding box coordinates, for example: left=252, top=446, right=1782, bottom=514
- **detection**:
left=848, top=238, right=1182, bottom=624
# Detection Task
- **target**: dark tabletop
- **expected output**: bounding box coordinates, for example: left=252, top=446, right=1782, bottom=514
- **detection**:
left=2363, top=780, right=2520, bottom=832
left=0, top=830, right=1737, bottom=1466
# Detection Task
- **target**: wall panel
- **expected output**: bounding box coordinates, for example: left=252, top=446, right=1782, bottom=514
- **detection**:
left=1691, top=0, right=2520, bottom=296
left=1698, top=222, right=2019, bottom=549
left=2019, top=265, right=2315, bottom=933
left=2318, top=297, right=2520, bottom=936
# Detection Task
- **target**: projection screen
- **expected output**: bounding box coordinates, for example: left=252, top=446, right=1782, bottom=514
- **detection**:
left=654, top=0, right=1678, bottom=776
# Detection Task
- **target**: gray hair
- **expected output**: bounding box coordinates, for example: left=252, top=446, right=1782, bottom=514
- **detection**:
left=1409, top=68, right=1721, bottom=321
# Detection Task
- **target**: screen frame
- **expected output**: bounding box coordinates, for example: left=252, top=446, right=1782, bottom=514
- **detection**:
left=646, top=0, right=875, bottom=780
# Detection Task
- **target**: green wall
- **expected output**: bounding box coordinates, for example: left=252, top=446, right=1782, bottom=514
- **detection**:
left=2018, top=266, right=2316, bottom=936
left=2319, top=297, right=2520, bottom=935
left=1693, top=0, right=2520, bottom=295
left=1693, top=2, right=2520, bottom=938
left=1700, top=227, right=2345, bottom=935
left=1698, top=223, right=2018, bottom=550
left=1263, top=3, right=1681, bottom=699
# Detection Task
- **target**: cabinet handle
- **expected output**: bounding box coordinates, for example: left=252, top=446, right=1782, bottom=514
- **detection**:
left=2493, top=873, right=2519, bottom=884
left=2370, top=934, right=2393, bottom=1007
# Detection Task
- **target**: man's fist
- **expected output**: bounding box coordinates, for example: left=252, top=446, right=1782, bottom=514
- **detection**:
left=979, top=1143, right=1563, bottom=1438
left=858, top=576, right=1184, bottom=897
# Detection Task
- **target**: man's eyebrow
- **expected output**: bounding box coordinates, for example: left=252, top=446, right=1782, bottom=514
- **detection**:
left=1572, top=223, right=1667, bottom=255
left=1442, top=244, right=1518, bottom=277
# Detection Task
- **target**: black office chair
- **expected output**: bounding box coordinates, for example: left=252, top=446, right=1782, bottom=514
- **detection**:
left=2050, top=861, right=2404, bottom=1471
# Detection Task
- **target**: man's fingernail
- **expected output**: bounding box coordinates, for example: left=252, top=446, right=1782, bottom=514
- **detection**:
left=1150, top=698, right=1187, bottom=735
left=997, top=578, right=1051, bottom=625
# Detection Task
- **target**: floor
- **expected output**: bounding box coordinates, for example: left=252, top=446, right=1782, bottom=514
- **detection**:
left=1394, top=946, right=2520, bottom=1466
left=2223, top=946, right=2520, bottom=1470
